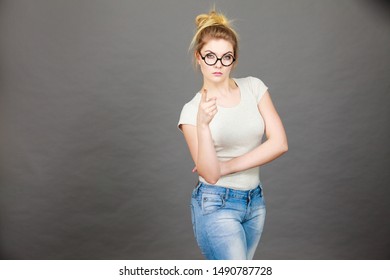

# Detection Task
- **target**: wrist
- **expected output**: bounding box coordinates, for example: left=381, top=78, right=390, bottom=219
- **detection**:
left=220, top=160, right=230, bottom=176
left=197, top=123, right=209, bottom=130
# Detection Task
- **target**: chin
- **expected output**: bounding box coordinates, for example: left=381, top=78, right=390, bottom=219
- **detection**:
left=209, top=75, right=226, bottom=81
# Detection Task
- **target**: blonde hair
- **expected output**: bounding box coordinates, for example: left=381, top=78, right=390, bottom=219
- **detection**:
left=189, top=8, right=239, bottom=68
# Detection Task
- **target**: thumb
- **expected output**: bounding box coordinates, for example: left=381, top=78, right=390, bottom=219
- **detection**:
left=201, top=88, right=208, bottom=102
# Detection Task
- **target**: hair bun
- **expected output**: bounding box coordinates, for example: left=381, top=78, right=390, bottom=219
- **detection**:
left=195, top=10, right=230, bottom=29
left=189, top=8, right=239, bottom=65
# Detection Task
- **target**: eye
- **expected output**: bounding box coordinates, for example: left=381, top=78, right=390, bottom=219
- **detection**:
left=205, top=53, right=216, bottom=59
left=222, top=54, right=233, bottom=61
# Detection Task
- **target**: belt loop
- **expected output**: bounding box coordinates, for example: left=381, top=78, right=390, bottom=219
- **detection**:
left=224, top=187, right=229, bottom=201
left=259, top=184, right=263, bottom=197
left=248, top=187, right=255, bottom=203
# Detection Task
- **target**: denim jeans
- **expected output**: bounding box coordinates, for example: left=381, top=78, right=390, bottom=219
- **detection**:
left=190, top=181, right=266, bottom=260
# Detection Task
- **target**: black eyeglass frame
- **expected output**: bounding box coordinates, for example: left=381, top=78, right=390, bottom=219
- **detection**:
left=199, top=51, right=236, bottom=67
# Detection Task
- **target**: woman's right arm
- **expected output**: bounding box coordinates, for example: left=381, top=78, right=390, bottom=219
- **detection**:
left=181, top=90, right=220, bottom=184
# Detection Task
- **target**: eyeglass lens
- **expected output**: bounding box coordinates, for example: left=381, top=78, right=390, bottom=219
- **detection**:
left=201, top=52, right=235, bottom=66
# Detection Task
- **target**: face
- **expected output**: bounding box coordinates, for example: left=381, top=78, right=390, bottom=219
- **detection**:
left=196, top=38, right=235, bottom=83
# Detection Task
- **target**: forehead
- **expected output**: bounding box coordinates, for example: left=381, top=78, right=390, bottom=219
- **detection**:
left=201, top=38, right=233, bottom=55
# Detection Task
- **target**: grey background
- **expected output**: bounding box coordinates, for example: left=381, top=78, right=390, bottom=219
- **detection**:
left=0, top=0, right=389, bottom=260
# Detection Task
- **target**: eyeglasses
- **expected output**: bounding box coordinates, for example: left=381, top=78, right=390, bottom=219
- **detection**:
left=199, top=51, right=236, bottom=67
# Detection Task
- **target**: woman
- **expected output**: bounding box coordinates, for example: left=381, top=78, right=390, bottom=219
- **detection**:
left=178, top=9, right=288, bottom=260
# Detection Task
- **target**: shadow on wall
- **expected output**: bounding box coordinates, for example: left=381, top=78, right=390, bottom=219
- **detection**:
left=359, top=0, right=390, bottom=20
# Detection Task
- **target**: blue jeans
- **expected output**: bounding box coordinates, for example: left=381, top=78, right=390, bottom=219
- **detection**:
left=190, top=181, right=266, bottom=260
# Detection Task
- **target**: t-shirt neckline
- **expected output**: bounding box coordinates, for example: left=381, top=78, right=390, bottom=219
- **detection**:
left=198, top=78, right=242, bottom=109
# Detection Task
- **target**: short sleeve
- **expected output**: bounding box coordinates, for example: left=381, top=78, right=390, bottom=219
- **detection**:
left=177, top=102, right=197, bottom=133
left=249, top=76, right=268, bottom=103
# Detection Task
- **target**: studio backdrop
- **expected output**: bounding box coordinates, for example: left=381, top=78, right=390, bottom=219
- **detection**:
left=0, top=0, right=389, bottom=259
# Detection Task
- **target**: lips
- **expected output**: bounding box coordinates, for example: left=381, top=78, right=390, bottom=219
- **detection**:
left=212, top=72, right=223, bottom=76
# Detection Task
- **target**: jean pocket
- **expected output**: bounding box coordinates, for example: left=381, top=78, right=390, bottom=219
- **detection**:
left=252, top=192, right=266, bottom=209
left=201, top=193, right=225, bottom=215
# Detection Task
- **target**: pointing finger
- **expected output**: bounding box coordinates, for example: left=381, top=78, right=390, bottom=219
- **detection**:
left=201, top=88, right=208, bottom=102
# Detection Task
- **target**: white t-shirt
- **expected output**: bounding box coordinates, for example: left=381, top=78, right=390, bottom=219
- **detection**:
left=178, top=76, right=268, bottom=190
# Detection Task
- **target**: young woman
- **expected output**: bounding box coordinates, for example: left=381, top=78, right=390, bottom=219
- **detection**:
left=178, top=9, right=288, bottom=260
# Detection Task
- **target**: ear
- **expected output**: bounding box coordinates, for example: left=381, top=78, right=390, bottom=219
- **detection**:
left=232, top=60, right=237, bottom=70
left=195, top=51, right=201, bottom=64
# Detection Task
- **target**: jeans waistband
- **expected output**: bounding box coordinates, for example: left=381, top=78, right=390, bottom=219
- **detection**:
left=194, top=181, right=262, bottom=200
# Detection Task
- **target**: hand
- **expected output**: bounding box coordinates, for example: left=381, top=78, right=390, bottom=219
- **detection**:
left=192, top=166, right=197, bottom=173
left=197, top=88, right=218, bottom=126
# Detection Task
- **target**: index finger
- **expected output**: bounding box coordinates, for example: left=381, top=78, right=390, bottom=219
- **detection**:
left=201, top=88, right=208, bottom=102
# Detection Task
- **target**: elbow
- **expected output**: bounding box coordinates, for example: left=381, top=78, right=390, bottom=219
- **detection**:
left=278, top=134, right=288, bottom=154
left=273, top=137, right=288, bottom=155
left=205, top=178, right=219, bottom=185
left=207, top=177, right=220, bottom=185
left=198, top=170, right=220, bottom=185
left=269, top=135, right=288, bottom=155
left=202, top=174, right=220, bottom=185
left=281, top=141, right=288, bottom=154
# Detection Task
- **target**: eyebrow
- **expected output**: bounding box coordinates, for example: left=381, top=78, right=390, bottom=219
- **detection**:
left=204, top=50, right=234, bottom=56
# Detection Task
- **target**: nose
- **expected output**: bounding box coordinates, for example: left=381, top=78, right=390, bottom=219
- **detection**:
left=214, top=58, right=223, bottom=68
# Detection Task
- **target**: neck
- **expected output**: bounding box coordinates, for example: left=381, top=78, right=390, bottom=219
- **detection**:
left=202, top=78, right=235, bottom=97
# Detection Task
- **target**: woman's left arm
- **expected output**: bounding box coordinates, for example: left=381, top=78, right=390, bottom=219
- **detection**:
left=220, top=91, right=288, bottom=175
